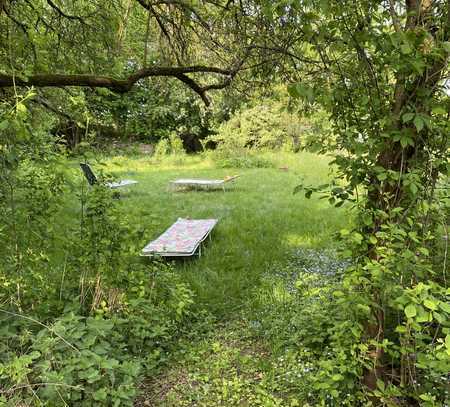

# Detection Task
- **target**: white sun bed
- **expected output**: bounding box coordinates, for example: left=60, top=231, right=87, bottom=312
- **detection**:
left=169, top=175, right=240, bottom=191
left=80, top=163, right=138, bottom=189
left=141, top=218, right=218, bottom=257
left=106, top=179, right=138, bottom=189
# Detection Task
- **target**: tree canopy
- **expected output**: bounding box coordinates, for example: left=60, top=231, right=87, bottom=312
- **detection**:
left=0, top=0, right=301, bottom=104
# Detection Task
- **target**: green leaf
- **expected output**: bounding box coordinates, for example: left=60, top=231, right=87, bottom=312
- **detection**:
left=413, top=115, right=424, bottom=132
left=439, top=302, right=450, bottom=314
left=0, top=120, right=9, bottom=131
left=409, top=183, right=418, bottom=195
left=419, top=393, right=435, bottom=402
left=402, top=113, right=414, bottom=123
left=400, top=136, right=412, bottom=148
left=416, top=308, right=431, bottom=323
left=433, top=312, right=445, bottom=324
left=352, top=232, right=363, bottom=244
left=432, top=106, right=446, bottom=115
left=362, top=213, right=373, bottom=226
left=404, top=304, right=417, bottom=318
left=424, top=299, right=438, bottom=311
left=377, top=172, right=387, bottom=181
left=93, top=388, right=108, bottom=401
left=16, top=103, right=27, bottom=114
left=376, top=379, right=385, bottom=391
left=400, top=43, right=412, bottom=54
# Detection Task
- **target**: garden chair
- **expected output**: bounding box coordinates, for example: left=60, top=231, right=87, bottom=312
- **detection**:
left=80, top=163, right=138, bottom=189
left=141, top=218, right=218, bottom=257
left=169, top=175, right=240, bottom=192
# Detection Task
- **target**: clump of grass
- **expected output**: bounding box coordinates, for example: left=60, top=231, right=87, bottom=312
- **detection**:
left=208, top=147, right=274, bottom=168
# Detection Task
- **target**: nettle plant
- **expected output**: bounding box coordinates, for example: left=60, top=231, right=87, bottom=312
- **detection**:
left=277, top=0, right=450, bottom=404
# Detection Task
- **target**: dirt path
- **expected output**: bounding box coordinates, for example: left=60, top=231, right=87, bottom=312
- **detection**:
left=134, top=319, right=294, bottom=407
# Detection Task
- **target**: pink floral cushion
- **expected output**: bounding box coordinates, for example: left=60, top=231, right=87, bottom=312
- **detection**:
left=142, top=218, right=218, bottom=255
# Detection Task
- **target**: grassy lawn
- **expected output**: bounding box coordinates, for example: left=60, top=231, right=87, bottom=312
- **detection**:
left=85, top=151, right=349, bottom=317
left=67, top=150, right=349, bottom=406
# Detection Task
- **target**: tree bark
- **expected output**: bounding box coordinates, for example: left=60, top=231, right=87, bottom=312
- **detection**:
left=362, top=0, right=450, bottom=393
left=0, top=65, right=237, bottom=105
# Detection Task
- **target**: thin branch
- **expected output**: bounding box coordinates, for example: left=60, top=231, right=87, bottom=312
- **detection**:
left=0, top=309, right=79, bottom=352
left=46, top=0, right=87, bottom=24
left=31, top=94, right=72, bottom=120
left=388, top=0, right=402, bottom=32
left=136, top=0, right=210, bottom=30
left=148, top=4, right=183, bottom=64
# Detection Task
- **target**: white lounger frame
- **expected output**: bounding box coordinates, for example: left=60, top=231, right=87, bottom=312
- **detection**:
left=169, top=176, right=239, bottom=192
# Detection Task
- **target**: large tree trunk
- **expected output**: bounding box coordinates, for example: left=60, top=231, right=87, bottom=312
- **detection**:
left=362, top=0, right=450, bottom=393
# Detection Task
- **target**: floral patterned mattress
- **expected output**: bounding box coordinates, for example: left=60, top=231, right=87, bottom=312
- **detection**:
left=141, top=218, right=218, bottom=256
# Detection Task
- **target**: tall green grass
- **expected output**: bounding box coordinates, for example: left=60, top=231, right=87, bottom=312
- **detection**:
left=73, top=151, right=350, bottom=316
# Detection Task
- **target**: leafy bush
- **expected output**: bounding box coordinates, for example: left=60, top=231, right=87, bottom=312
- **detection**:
left=212, top=100, right=297, bottom=150
left=0, top=94, right=196, bottom=405
left=254, top=238, right=450, bottom=406
left=210, top=90, right=330, bottom=154
left=152, top=133, right=187, bottom=164
left=0, top=266, right=195, bottom=406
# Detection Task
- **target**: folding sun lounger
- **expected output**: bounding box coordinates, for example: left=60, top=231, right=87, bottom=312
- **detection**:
left=169, top=175, right=240, bottom=192
left=141, top=218, right=218, bottom=257
left=80, top=163, right=138, bottom=189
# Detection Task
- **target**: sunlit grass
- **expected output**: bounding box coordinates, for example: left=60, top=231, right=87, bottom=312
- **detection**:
left=72, top=151, right=350, bottom=316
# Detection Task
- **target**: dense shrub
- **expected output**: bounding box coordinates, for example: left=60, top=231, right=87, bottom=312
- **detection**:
left=0, top=266, right=194, bottom=406
left=211, top=100, right=302, bottom=151
left=210, top=92, right=330, bottom=153
left=254, top=243, right=450, bottom=405
left=152, top=133, right=186, bottom=158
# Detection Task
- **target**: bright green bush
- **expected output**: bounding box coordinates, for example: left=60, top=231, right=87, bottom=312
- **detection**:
left=254, top=241, right=450, bottom=405
left=152, top=132, right=187, bottom=164
left=210, top=93, right=330, bottom=153
left=212, top=100, right=299, bottom=150
left=0, top=267, right=194, bottom=405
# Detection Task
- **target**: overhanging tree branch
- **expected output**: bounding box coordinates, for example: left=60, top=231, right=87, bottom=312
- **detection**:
left=0, top=65, right=239, bottom=105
